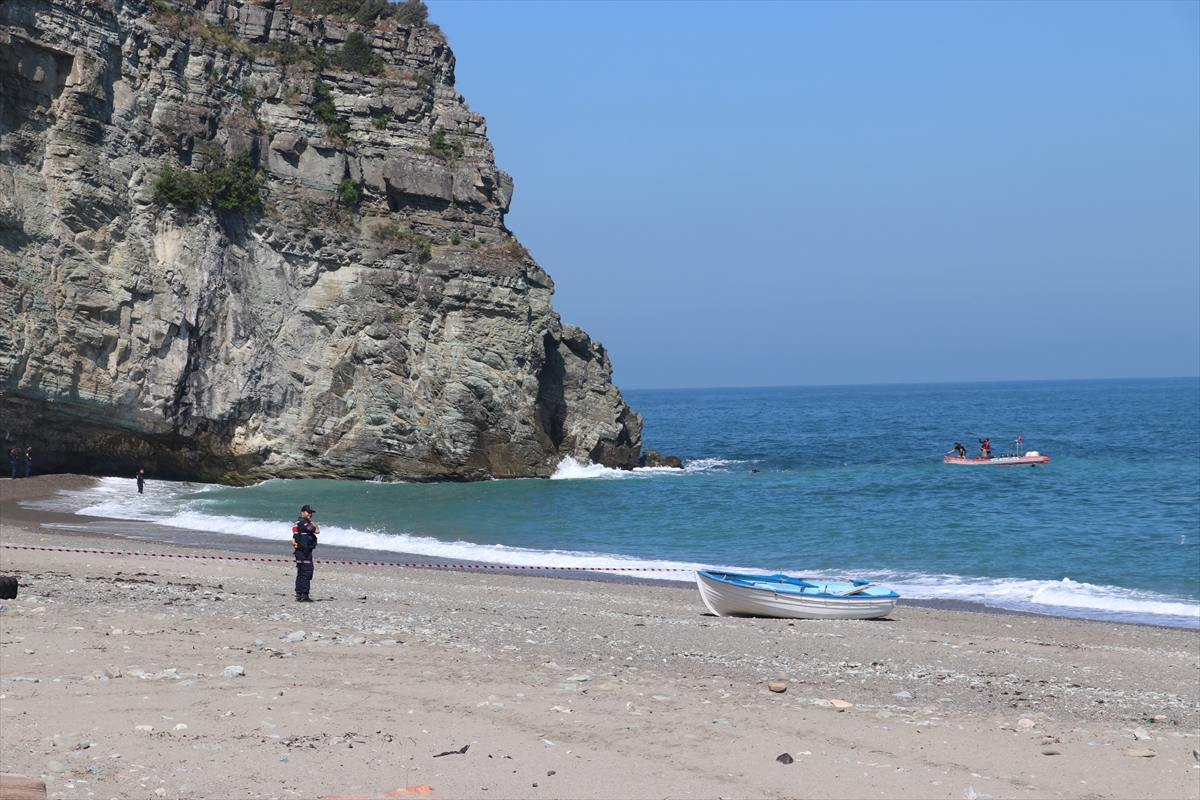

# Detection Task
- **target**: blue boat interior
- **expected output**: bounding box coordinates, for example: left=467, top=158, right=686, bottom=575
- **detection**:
left=700, top=570, right=900, bottom=598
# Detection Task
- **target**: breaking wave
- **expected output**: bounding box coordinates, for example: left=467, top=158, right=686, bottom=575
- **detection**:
left=22, top=477, right=1200, bottom=628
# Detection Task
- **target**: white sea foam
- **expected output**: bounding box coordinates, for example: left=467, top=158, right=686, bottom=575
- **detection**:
left=22, top=478, right=1200, bottom=627
left=683, top=458, right=748, bottom=473
left=549, top=457, right=627, bottom=480
left=884, top=573, right=1200, bottom=623
left=549, top=455, right=746, bottom=480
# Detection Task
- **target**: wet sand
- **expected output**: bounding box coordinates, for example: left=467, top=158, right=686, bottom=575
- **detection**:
left=1, top=475, right=1198, bottom=799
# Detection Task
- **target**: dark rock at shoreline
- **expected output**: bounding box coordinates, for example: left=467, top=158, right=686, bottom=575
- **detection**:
left=639, top=450, right=683, bottom=469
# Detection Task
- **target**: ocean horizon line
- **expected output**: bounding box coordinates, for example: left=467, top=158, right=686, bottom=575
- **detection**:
left=620, top=374, right=1200, bottom=393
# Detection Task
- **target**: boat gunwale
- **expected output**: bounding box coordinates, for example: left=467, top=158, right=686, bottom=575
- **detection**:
left=697, top=569, right=900, bottom=600
left=943, top=454, right=1050, bottom=465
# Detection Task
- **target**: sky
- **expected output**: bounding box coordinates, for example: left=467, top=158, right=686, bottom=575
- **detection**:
left=428, top=0, right=1200, bottom=390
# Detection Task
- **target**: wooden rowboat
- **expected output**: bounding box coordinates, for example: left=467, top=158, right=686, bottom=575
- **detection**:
left=695, top=570, right=899, bottom=620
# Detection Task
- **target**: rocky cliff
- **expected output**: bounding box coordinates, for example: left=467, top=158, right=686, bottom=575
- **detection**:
left=0, top=0, right=642, bottom=482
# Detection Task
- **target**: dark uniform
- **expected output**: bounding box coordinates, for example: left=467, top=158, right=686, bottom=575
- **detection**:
left=24, top=446, right=32, bottom=477
left=9, top=448, right=17, bottom=479
left=292, top=504, right=319, bottom=602
left=136, top=469, right=146, bottom=494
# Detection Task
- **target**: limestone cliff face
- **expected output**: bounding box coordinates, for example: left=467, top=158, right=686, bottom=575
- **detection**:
left=0, top=0, right=641, bottom=482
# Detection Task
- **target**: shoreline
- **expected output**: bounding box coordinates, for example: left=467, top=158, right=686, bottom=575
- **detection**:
left=4, top=474, right=1196, bottom=631
left=2, top=475, right=1198, bottom=798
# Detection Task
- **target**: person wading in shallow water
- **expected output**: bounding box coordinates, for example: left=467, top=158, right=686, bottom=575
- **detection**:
left=136, top=468, right=146, bottom=494
left=292, top=504, right=320, bottom=602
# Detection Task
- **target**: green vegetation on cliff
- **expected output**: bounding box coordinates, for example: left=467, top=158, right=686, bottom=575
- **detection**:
left=376, top=223, right=432, bottom=261
left=331, top=31, right=385, bottom=75
left=283, top=0, right=436, bottom=29
left=416, top=127, right=464, bottom=162
left=154, top=150, right=261, bottom=212
left=148, top=1, right=436, bottom=75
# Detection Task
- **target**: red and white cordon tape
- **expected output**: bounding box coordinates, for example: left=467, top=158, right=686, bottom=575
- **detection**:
left=0, top=544, right=692, bottom=572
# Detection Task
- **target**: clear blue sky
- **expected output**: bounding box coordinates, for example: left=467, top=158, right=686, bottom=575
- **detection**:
left=429, top=0, right=1199, bottom=390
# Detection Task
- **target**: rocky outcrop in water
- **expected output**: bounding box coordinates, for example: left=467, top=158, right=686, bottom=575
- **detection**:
left=639, top=450, right=682, bottom=469
left=0, top=0, right=642, bottom=482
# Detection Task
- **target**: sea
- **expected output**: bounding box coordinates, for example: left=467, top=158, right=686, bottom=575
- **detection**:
left=22, top=378, right=1200, bottom=629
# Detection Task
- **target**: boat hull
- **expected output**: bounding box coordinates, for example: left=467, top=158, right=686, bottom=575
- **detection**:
left=696, top=571, right=899, bottom=620
left=944, top=454, right=1049, bottom=466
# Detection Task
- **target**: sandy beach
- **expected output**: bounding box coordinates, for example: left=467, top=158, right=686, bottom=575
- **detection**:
left=1, top=475, right=1197, bottom=799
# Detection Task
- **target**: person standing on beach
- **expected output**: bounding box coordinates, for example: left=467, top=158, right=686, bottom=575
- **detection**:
left=24, top=446, right=32, bottom=477
left=8, top=447, right=17, bottom=479
left=136, top=469, right=146, bottom=494
left=292, top=504, right=320, bottom=602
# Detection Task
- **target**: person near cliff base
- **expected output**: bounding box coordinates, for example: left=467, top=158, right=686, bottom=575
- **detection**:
left=8, top=448, right=17, bottom=479
left=292, top=504, right=320, bottom=603
left=24, top=446, right=32, bottom=477
left=136, top=469, right=146, bottom=494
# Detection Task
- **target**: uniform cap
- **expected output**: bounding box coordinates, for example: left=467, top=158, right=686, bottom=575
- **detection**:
left=301, top=504, right=316, bottom=514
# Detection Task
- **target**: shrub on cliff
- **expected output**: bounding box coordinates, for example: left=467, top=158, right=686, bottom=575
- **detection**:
left=149, top=2, right=252, bottom=56
left=313, top=78, right=352, bottom=141
left=207, top=151, right=262, bottom=211
left=312, top=81, right=338, bottom=124
left=154, top=151, right=261, bottom=212
left=487, top=236, right=532, bottom=264
left=416, top=127, right=464, bottom=162
left=390, top=0, right=431, bottom=26
left=376, top=223, right=432, bottom=261
left=261, top=40, right=326, bottom=70
left=337, top=178, right=360, bottom=207
left=154, top=164, right=207, bottom=211
left=330, top=31, right=384, bottom=75
left=283, top=0, right=434, bottom=28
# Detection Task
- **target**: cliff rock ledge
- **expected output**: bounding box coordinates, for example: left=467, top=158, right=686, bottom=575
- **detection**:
left=0, top=0, right=642, bottom=482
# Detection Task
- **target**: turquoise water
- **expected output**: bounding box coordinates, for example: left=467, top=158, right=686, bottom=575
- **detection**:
left=36, top=378, right=1200, bottom=627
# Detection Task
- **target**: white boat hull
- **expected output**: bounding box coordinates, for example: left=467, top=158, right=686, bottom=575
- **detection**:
left=944, top=453, right=1048, bottom=466
left=696, top=571, right=898, bottom=620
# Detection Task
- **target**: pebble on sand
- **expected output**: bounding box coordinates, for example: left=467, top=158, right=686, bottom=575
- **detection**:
left=1018, top=718, right=1036, bottom=728
left=1042, top=749, right=1062, bottom=756
left=767, top=681, right=787, bottom=693
left=776, top=753, right=794, bottom=765
left=829, top=699, right=853, bottom=708
left=134, top=725, right=153, bottom=732
left=1122, top=749, right=1156, bottom=758
left=222, top=665, right=245, bottom=677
